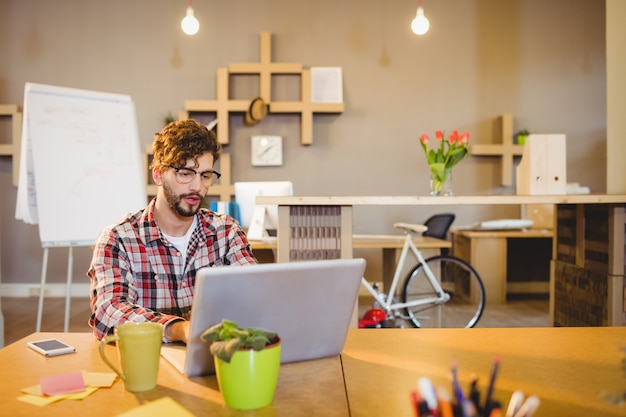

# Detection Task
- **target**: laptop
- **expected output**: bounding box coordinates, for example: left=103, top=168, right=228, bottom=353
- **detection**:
left=161, top=258, right=366, bottom=377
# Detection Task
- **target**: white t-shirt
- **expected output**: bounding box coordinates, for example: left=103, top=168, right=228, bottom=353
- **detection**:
left=162, top=216, right=198, bottom=267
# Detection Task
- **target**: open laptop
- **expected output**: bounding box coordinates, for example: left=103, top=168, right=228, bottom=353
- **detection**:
left=161, top=258, right=366, bottom=377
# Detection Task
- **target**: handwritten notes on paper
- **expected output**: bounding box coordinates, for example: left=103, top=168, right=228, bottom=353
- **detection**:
left=14, top=83, right=146, bottom=247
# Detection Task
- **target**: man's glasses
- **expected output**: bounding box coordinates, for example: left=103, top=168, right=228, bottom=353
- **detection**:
left=168, top=166, right=221, bottom=186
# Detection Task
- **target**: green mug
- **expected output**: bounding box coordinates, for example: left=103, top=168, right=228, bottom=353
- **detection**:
left=99, top=322, right=163, bottom=392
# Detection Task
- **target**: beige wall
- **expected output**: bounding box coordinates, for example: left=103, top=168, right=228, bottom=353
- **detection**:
left=0, top=0, right=609, bottom=287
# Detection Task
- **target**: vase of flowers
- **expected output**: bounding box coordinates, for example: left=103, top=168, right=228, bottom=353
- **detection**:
left=419, top=130, right=470, bottom=196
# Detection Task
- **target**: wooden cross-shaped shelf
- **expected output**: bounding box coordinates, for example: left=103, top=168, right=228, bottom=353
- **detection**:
left=183, top=32, right=344, bottom=146
left=185, top=68, right=249, bottom=146
left=470, top=114, right=524, bottom=186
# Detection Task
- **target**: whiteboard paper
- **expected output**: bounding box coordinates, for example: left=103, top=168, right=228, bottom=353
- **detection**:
left=15, top=83, right=147, bottom=247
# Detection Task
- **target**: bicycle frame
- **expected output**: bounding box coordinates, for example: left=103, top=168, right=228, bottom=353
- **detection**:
left=360, top=233, right=449, bottom=316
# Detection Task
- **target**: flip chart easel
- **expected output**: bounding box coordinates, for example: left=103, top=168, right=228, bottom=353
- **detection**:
left=15, top=83, right=146, bottom=332
left=36, top=246, right=86, bottom=333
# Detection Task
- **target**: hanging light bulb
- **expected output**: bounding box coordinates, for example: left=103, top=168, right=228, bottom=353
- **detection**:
left=411, top=0, right=430, bottom=35
left=181, top=1, right=200, bottom=35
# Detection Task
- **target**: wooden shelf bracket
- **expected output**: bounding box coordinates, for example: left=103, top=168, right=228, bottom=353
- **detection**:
left=470, top=114, right=524, bottom=186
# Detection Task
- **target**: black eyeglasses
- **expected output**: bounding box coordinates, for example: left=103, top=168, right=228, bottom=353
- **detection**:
left=168, top=166, right=221, bottom=185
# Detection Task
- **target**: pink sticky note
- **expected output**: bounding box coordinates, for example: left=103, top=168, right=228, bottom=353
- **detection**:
left=40, top=372, right=86, bottom=396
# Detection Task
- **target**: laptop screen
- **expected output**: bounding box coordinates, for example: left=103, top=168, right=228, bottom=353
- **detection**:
left=161, top=258, right=366, bottom=377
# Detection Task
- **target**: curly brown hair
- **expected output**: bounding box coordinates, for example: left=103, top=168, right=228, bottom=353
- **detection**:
left=150, top=119, right=220, bottom=170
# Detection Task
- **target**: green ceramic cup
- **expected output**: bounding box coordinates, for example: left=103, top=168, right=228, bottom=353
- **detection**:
left=99, top=322, right=163, bottom=392
left=214, top=338, right=281, bottom=409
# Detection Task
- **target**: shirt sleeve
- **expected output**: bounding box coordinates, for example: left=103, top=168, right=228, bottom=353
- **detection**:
left=225, top=221, right=258, bottom=266
left=87, top=228, right=181, bottom=341
left=202, top=211, right=258, bottom=266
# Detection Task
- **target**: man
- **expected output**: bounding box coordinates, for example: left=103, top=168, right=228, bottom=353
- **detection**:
left=88, top=119, right=256, bottom=343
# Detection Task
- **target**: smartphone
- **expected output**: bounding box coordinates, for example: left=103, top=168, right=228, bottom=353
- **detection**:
left=27, top=338, right=76, bottom=357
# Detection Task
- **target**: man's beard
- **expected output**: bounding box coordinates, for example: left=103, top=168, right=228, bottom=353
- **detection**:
left=163, top=181, right=203, bottom=217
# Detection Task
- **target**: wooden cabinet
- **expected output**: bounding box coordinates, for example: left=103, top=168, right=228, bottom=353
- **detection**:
left=552, top=204, right=625, bottom=326
left=451, top=229, right=552, bottom=304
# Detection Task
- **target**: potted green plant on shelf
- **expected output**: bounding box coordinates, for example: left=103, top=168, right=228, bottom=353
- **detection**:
left=516, top=129, right=530, bottom=145
left=202, top=319, right=281, bottom=410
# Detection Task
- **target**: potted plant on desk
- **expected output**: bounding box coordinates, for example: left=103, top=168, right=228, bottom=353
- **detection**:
left=202, top=319, right=281, bottom=410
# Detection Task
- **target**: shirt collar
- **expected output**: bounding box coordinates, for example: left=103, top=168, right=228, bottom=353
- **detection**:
left=139, top=197, right=209, bottom=246
left=139, top=197, right=164, bottom=244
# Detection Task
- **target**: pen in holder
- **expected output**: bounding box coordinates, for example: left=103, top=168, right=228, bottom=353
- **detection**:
left=409, top=358, right=540, bottom=417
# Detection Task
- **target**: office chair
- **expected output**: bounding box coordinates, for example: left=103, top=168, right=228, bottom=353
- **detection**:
left=422, top=213, right=456, bottom=240
left=422, top=213, right=455, bottom=255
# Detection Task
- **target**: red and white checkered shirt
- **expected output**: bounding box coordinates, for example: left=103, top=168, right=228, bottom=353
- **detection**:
left=88, top=197, right=257, bottom=340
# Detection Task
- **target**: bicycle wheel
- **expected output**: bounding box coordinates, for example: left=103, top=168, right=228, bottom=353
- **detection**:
left=401, top=255, right=485, bottom=328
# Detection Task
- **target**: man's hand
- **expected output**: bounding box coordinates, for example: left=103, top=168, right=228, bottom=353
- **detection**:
left=165, top=320, right=190, bottom=343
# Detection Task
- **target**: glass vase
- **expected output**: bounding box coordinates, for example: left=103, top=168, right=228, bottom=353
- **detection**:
left=430, top=170, right=453, bottom=196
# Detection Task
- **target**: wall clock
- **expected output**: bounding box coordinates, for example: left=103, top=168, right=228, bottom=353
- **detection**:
left=251, top=135, right=283, bottom=166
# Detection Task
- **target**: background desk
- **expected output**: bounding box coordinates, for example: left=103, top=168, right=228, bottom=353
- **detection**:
left=258, top=195, right=626, bottom=326
left=450, top=228, right=553, bottom=304
left=250, top=234, right=451, bottom=292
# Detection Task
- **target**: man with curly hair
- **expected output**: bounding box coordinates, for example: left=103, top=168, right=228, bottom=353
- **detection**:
left=88, top=119, right=256, bottom=343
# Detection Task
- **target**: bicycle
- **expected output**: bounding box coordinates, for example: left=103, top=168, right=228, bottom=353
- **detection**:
left=359, top=222, right=486, bottom=328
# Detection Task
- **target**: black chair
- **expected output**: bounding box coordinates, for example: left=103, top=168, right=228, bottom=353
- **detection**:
left=422, top=213, right=456, bottom=240
left=422, top=213, right=455, bottom=255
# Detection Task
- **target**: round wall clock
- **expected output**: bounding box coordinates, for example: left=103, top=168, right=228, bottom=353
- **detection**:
left=251, top=135, right=283, bottom=166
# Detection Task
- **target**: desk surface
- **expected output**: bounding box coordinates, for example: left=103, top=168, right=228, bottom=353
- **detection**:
left=3, top=329, right=625, bottom=417
left=0, top=332, right=347, bottom=417
left=342, top=327, right=626, bottom=417
left=450, top=228, right=553, bottom=238
left=257, top=194, right=626, bottom=206
left=250, top=234, right=451, bottom=250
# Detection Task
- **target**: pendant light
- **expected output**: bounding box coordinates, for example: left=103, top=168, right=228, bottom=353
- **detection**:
left=181, top=0, right=200, bottom=35
left=411, top=0, right=430, bottom=36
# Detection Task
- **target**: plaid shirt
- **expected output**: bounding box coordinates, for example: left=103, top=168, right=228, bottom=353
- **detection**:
left=88, top=197, right=257, bottom=340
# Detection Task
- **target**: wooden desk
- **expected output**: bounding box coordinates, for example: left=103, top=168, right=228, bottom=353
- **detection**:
left=450, top=228, right=553, bottom=304
left=0, top=332, right=348, bottom=417
left=4, top=329, right=625, bottom=417
left=257, top=195, right=626, bottom=326
left=342, top=327, right=626, bottom=417
left=249, top=234, right=451, bottom=252
left=250, top=234, right=451, bottom=291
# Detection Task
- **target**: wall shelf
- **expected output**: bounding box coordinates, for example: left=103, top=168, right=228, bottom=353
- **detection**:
left=182, top=32, right=344, bottom=146
left=0, top=104, right=22, bottom=186
left=470, top=114, right=524, bottom=186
